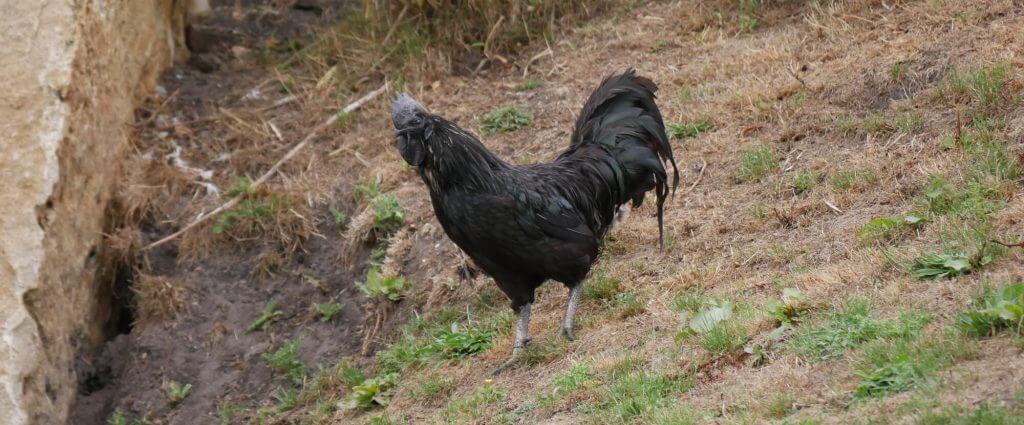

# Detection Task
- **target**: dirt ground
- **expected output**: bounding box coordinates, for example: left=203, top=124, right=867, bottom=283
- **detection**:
left=74, top=0, right=1024, bottom=424
left=69, top=1, right=373, bottom=424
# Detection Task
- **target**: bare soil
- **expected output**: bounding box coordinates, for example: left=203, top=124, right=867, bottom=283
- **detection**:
left=69, top=1, right=372, bottom=424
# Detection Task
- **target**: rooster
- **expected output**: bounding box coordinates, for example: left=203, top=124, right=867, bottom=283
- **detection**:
left=391, top=69, right=678, bottom=372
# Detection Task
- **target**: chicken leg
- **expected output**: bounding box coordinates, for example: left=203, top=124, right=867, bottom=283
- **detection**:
left=491, top=303, right=532, bottom=375
left=561, top=285, right=582, bottom=341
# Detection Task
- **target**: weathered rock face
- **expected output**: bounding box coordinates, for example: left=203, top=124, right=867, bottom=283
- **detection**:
left=0, top=2, right=185, bottom=424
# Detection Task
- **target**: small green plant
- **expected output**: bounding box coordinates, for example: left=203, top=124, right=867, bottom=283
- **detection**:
left=341, top=373, right=399, bottom=410
left=367, top=415, right=402, bottom=425
left=676, top=299, right=747, bottom=356
left=311, top=301, right=344, bottom=322
left=788, top=301, right=928, bottom=362
left=909, top=251, right=989, bottom=280
left=369, top=245, right=387, bottom=266
left=262, top=339, right=306, bottom=386
left=552, top=362, right=594, bottom=396
left=225, top=176, right=257, bottom=197
left=737, top=0, right=761, bottom=33
left=738, top=146, right=778, bottom=181
left=247, top=299, right=284, bottom=332
left=750, top=204, right=766, bottom=219
left=335, top=110, right=353, bottom=128
left=852, top=355, right=921, bottom=399
left=354, top=175, right=382, bottom=202
left=889, top=60, right=910, bottom=82
left=764, top=393, right=797, bottom=419
left=592, top=367, right=692, bottom=423
left=700, top=320, right=748, bottom=356
left=765, top=288, right=806, bottom=325
left=896, top=111, right=924, bottom=133
left=831, top=169, right=878, bottom=191
left=217, top=403, right=242, bottom=425
left=421, top=323, right=494, bottom=359
left=612, top=292, right=646, bottom=318
left=583, top=273, right=623, bottom=302
left=667, top=119, right=713, bottom=140
left=852, top=333, right=965, bottom=400
left=918, top=402, right=1024, bottom=424
left=957, top=283, right=1024, bottom=337
left=857, top=215, right=924, bottom=244
left=791, top=171, right=817, bottom=195
left=679, top=299, right=733, bottom=335
left=167, top=381, right=192, bottom=405
left=515, top=77, right=542, bottom=92
left=370, top=194, right=405, bottom=234
left=212, top=178, right=290, bottom=234
left=334, top=360, right=366, bottom=388
left=411, top=373, right=456, bottom=402
left=446, top=382, right=507, bottom=422
left=329, top=207, right=346, bottom=226
left=672, top=290, right=708, bottom=313
left=107, top=411, right=147, bottom=425
left=480, top=106, right=531, bottom=134
left=356, top=267, right=407, bottom=301
left=945, top=64, right=1010, bottom=108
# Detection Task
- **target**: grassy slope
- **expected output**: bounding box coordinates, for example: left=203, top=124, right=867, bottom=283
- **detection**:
left=245, top=0, right=1024, bottom=423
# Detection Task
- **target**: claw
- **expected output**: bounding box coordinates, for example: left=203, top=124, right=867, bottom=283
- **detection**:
left=561, top=328, right=576, bottom=341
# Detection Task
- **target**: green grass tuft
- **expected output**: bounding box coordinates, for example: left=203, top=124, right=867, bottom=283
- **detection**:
left=738, top=146, right=778, bottom=181
left=311, top=301, right=344, bottom=323
left=667, top=119, right=713, bottom=140
left=582, top=272, right=623, bottom=302
left=791, top=171, right=817, bottom=195
left=944, top=64, right=1010, bottom=108
left=852, top=332, right=969, bottom=400
left=356, top=267, right=407, bottom=301
left=445, top=383, right=507, bottom=422
left=831, top=168, right=878, bottom=191
left=515, top=77, right=542, bottom=92
left=247, top=299, right=284, bottom=332
left=788, top=301, right=928, bottom=362
left=262, top=338, right=306, bottom=387
left=480, top=106, right=531, bottom=134
left=370, top=194, right=405, bottom=235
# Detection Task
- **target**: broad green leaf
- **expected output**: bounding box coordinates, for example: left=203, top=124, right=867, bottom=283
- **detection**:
left=689, top=300, right=733, bottom=334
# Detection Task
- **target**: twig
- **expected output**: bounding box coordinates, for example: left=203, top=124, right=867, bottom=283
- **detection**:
left=135, top=89, right=180, bottom=128
left=522, top=47, right=553, bottom=78
left=380, top=4, right=409, bottom=46
left=824, top=200, right=844, bottom=215
left=142, top=83, right=388, bottom=251
left=257, top=95, right=298, bottom=112
left=483, top=15, right=508, bottom=65
left=993, top=239, right=1024, bottom=248
left=685, top=158, right=707, bottom=193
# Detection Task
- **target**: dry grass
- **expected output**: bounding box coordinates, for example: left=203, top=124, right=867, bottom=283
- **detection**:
left=131, top=274, right=188, bottom=325
left=320, top=0, right=1024, bottom=423
left=112, top=0, right=1024, bottom=423
left=291, top=0, right=616, bottom=92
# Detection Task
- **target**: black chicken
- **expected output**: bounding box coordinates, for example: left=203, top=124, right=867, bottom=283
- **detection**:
left=391, top=69, right=678, bottom=372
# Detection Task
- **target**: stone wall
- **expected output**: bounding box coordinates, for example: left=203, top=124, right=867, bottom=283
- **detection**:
left=0, top=1, right=185, bottom=424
